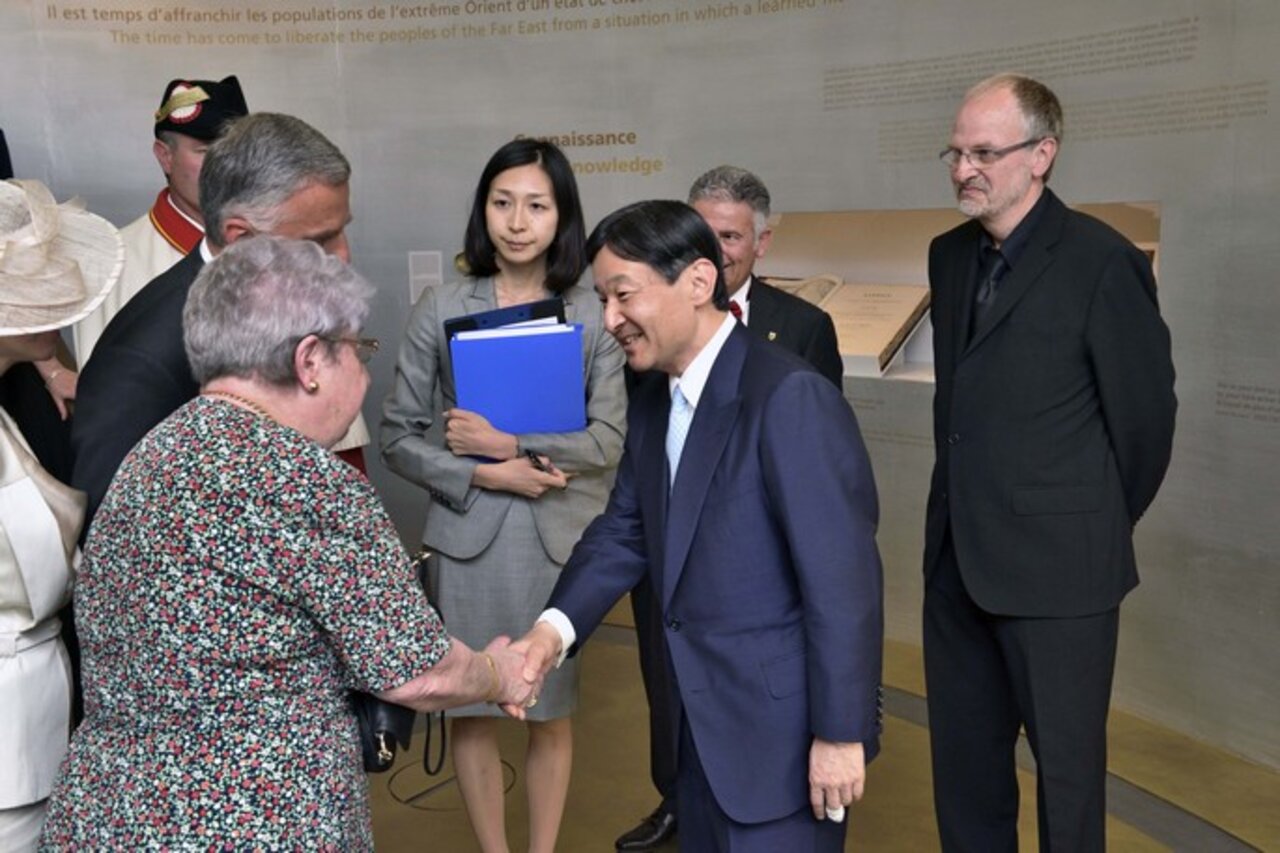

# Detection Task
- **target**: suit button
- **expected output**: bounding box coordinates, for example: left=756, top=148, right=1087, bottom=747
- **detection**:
left=947, top=433, right=960, bottom=445
left=667, top=618, right=682, bottom=632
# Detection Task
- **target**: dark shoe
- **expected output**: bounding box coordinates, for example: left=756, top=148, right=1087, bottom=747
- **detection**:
left=615, top=805, right=678, bottom=851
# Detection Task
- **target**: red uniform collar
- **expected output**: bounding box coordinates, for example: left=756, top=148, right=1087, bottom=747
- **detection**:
left=147, top=188, right=204, bottom=254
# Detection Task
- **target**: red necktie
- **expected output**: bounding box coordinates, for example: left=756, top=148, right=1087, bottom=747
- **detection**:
left=728, top=301, right=743, bottom=320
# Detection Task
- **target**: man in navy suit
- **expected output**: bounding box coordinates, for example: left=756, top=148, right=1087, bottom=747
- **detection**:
left=515, top=200, right=883, bottom=850
left=925, top=74, right=1176, bottom=851
left=617, top=165, right=847, bottom=850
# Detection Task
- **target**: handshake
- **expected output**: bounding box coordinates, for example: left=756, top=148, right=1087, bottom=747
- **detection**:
left=476, top=621, right=566, bottom=720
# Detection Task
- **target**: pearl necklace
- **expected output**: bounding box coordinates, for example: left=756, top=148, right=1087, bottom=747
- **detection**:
left=203, top=390, right=273, bottom=421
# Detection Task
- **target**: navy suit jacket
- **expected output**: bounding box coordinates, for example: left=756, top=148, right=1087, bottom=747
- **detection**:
left=71, top=249, right=204, bottom=532
left=550, top=323, right=883, bottom=823
left=925, top=190, right=1176, bottom=616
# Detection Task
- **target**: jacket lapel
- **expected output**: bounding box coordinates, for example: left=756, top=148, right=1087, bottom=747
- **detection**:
left=661, top=326, right=747, bottom=609
left=745, top=278, right=781, bottom=343
left=465, top=277, right=496, bottom=313
left=943, top=228, right=982, bottom=367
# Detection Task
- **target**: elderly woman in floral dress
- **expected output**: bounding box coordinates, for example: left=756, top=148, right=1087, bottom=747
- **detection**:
left=39, top=236, right=539, bottom=851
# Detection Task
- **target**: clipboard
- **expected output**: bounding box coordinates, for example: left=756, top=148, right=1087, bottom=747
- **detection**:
left=443, top=297, right=566, bottom=342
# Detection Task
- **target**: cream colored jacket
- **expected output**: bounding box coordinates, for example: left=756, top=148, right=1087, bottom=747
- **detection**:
left=0, top=408, right=83, bottom=807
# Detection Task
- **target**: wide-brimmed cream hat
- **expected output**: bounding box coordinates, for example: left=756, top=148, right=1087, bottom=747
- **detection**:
left=0, top=178, right=123, bottom=335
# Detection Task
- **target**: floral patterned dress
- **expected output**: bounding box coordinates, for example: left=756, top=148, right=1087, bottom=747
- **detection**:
left=39, top=398, right=449, bottom=851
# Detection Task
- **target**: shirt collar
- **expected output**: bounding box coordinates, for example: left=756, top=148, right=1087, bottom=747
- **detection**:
left=669, top=313, right=737, bottom=409
left=982, top=188, right=1051, bottom=268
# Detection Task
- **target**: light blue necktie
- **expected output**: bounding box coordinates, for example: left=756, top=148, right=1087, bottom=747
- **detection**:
left=665, top=384, right=693, bottom=488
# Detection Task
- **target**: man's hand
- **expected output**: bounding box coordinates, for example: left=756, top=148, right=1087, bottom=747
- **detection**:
left=482, top=635, right=541, bottom=717
left=499, top=621, right=564, bottom=718
left=809, top=739, right=866, bottom=821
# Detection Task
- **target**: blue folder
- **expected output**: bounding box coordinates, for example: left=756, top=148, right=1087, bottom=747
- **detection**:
left=450, top=324, right=586, bottom=434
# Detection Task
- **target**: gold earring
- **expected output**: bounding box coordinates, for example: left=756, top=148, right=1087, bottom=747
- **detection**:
left=307, top=381, right=320, bottom=393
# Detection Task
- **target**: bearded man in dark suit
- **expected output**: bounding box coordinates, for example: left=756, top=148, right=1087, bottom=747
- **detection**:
left=924, top=73, right=1176, bottom=852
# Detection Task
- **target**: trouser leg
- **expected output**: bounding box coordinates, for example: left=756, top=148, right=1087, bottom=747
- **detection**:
left=997, top=607, right=1119, bottom=853
left=924, top=536, right=1021, bottom=853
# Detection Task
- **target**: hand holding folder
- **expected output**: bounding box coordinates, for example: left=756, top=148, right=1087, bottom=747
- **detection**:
left=450, top=323, right=586, bottom=435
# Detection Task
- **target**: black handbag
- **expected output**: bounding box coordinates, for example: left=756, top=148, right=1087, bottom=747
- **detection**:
left=351, top=690, right=416, bottom=773
left=413, top=548, right=448, bottom=776
left=348, top=549, right=449, bottom=775
left=347, top=548, right=436, bottom=774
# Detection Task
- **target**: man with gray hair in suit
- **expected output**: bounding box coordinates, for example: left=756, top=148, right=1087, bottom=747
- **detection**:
left=72, top=112, right=358, bottom=534
left=688, top=165, right=843, bottom=387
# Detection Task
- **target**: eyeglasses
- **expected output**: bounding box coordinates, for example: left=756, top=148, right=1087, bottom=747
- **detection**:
left=938, top=138, right=1043, bottom=169
left=321, top=335, right=380, bottom=364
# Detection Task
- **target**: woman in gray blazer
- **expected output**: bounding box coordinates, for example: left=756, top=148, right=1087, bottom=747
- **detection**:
left=381, top=139, right=625, bottom=853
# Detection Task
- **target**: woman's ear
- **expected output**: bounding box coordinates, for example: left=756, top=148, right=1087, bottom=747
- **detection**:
left=293, top=334, right=325, bottom=393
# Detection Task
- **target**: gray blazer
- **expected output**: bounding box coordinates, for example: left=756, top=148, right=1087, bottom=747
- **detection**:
left=380, top=277, right=627, bottom=564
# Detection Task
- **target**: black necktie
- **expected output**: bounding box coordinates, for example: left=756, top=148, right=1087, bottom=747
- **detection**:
left=970, top=247, right=1007, bottom=340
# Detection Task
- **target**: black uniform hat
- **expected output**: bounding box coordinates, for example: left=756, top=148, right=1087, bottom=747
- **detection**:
left=153, top=75, right=248, bottom=142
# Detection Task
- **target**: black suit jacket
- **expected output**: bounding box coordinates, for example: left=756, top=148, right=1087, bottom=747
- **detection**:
left=924, top=190, right=1176, bottom=617
left=747, top=277, right=843, bottom=388
left=71, top=249, right=205, bottom=531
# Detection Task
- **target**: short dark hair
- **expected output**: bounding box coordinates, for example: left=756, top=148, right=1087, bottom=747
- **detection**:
left=585, top=200, right=729, bottom=310
left=463, top=139, right=586, bottom=294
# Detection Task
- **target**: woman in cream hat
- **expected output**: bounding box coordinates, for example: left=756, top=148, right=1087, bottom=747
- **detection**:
left=0, top=178, right=122, bottom=852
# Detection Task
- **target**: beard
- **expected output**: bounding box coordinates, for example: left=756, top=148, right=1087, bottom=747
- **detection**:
left=955, top=178, right=989, bottom=218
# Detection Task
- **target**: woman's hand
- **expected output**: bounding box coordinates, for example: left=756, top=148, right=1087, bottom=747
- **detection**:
left=473, top=455, right=570, bottom=498
left=483, top=636, right=542, bottom=717
left=378, top=636, right=544, bottom=714
left=444, top=408, right=516, bottom=459
left=35, top=356, right=77, bottom=420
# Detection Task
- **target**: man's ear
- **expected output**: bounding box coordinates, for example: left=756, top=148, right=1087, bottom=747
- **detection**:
left=754, top=227, right=774, bottom=261
left=1031, top=138, right=1058, bottom=180
left=153, top=139, right=173, bottom=177
left=220, top=216, right=255, bottom=247
left=685, top=257, right=721, bottom=307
